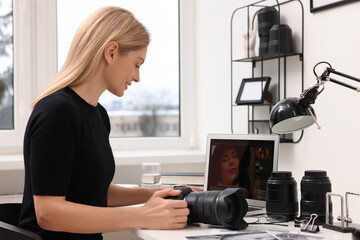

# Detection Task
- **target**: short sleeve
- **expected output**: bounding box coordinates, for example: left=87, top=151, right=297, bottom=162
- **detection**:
left=29, top=96, right=80, bottom=196
left=98, top=104, right=111, bottom=134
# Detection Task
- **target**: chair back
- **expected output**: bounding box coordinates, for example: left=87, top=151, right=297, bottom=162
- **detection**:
left=0, top=203, right=22, bottom=226
left=0, top=203, right=43, bottom=240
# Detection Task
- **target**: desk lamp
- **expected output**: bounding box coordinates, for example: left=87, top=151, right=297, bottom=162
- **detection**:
left=269, top=61, right=360, bottom=134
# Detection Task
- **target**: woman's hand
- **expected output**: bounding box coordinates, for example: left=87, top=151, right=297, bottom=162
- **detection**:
left=140, top=188, right=189, bottom=230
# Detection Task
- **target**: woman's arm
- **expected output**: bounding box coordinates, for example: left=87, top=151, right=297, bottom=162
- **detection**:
left=107, top=184, right=167, bottom=207
left=33, top=188, right=189, bottom=233
left=107, top=184, right=203, bottom=207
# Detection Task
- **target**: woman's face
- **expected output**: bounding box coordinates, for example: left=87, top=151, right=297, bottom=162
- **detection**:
left=219, top=148, right=240, bottom=185
left=104, top=46, right=147, bottom=97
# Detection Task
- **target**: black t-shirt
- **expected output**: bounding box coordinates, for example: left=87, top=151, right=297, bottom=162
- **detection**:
left=19, top=87, right=115, bottom=240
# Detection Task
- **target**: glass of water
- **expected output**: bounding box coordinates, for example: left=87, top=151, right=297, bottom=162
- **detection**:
left=141, top=162, right=161, bottom=188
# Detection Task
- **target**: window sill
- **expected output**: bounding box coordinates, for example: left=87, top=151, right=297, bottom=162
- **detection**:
left=0, top=150, right=206, bottom=171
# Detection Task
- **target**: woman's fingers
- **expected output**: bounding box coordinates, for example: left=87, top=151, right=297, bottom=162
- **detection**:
left=141, top=189, right=191, bottom=230
left=175, top=215, right=188, bottom=223
left=174, top=206, right=190, bottom=216
left=167, top=199, right=188, bottom=209
left=171, top=222, right=187, bottom=230
left=153, top=187, right=181, bottom=198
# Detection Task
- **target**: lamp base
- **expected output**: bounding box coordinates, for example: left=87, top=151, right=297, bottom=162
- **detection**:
left=323, top=222, right=360, bottom=233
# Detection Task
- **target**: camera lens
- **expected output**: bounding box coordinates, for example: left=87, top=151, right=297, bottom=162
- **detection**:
left=171, top=186, right=248, bottom=230
left=268, top=24, right=293, bottom=54
left=300, top=170, right=331, bottom=224
left=257, top=7, right=279, bottom=37
left=184, top=191, right=219, bottom=224
left=266, top=171, right=299, bottom=220
left=257, top=7, right=279, bottom=56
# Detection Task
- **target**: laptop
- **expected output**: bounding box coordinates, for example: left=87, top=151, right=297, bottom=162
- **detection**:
left=203, top=134, right=279, bottom=216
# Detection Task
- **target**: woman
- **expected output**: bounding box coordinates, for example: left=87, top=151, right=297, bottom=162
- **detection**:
left=19, top=6, right=190, bottom=240
left=208, top=145, right=250, bottom=192
left=218, top=147, right=241, bottom=187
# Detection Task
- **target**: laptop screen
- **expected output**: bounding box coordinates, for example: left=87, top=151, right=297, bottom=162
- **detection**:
left=204, top=134, right=279, bottom=205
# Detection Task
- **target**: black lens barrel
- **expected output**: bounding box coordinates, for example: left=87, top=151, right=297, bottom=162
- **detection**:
left=172, top=186, right=248, bottom=230
left=266, top=171, right=299, bottom=220
left=257, top=6, right=279, bottom=55
left=300, top=170, right=332, bottom=224
left=184, top=191, right=219, bottom=225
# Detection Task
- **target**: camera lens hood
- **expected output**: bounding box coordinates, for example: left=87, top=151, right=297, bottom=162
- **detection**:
left=169, top=186, right=248, bottom=230
left=216, top=188, right=248, bottom=230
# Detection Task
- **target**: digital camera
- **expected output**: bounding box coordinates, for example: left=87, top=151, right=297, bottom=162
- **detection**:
left=167, top=186, right=248, bottom=230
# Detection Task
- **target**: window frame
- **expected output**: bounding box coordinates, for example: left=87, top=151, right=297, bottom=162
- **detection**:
left=0, top=0, right=197, bottom=153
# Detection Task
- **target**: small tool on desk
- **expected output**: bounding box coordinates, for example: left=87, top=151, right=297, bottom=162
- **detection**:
left=300, top=213, right=320, bottom=233
left=323, top=192, right=360, bottom=233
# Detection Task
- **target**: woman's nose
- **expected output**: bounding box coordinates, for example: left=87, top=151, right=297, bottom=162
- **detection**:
left=133, top=69, right=140, bottom=82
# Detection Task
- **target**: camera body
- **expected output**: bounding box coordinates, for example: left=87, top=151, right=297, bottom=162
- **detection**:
left=167, top=186, right=248, bottom=230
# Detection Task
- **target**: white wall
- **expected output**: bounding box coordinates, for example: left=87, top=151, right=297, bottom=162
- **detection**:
left=194, top=0, right=360, bottom=222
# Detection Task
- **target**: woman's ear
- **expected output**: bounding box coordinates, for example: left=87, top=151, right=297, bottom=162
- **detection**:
left=104, top=41, right=119, bottom=64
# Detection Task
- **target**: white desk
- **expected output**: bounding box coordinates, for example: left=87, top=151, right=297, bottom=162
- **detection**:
left=132, top=222, right=353, bottom=240
left=1, top=194, right=353, bottom=239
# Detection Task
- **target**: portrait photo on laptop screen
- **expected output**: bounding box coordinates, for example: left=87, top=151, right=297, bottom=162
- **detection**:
left=207, top=138, right=275, bottom=201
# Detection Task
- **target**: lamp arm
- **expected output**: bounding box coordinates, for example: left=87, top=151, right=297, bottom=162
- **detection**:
left=327, top=68, right=360, bottom=83
left=321, top=67, right=360, bottom=92
left=326, top=77, right=360, bottom=92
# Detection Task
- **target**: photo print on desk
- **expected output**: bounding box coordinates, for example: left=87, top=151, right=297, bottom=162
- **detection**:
left=184, top=230, right=336, bottom=240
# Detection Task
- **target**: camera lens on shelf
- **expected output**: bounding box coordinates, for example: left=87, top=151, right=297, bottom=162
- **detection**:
left=257, top=6, right=279, bottom=55
left=257, top=7, right=279, bottom=37
left=266, top=171, right=299, bottom=220
left=300, top=170, right=332, bottom=224
left=268, top=24, right=293, bottom=55
left=259, top=36, right=270, bottom=56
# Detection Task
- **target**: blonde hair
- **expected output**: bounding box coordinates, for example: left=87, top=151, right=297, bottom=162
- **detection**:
left=32, top=6, right=150, bottom=108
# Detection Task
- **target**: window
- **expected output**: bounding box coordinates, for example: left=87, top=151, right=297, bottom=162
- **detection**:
left=0, top=0, right=13, bottom=130
left=0, top=0, right=35, bottom=151
left=0, top=0, right=195, bottom=152
left=57, top=0, right=180, bottom=138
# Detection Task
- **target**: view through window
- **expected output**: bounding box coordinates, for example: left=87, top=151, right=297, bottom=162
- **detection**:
left=0, top=0, right=13, bottom=130
left=57, top=0, right=180, bottom=138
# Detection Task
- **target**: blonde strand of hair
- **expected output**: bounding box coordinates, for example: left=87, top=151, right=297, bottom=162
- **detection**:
left=31, top=6, right=150, bottom=108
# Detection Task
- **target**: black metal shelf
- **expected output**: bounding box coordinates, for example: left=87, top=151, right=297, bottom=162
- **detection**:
left=249, top=120, right=270, bottom=122
left=232, top=103, right=273, bottom=107
left=230, top=0, right=304, bottom=143
left=232, top=52, right=303, bottom=63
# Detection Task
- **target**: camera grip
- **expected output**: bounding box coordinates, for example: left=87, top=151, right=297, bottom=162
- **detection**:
left=165, top=186, right=193, bottom=200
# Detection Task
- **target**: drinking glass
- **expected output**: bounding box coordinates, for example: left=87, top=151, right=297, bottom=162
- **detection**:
left=141, top=162, right=161, bottom=188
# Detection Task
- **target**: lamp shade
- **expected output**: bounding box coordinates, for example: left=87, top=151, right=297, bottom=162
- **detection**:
left=269, top=97, right=316, bottom=134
